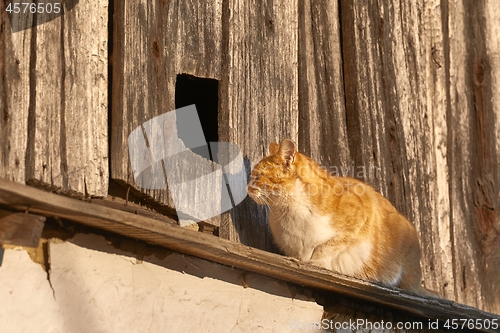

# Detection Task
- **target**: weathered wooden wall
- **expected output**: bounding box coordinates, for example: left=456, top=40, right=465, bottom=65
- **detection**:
left=0, top=0, right=108, bottom=197
left=1, top=0, right=498, bottom=318
left=338, top=0, right=500, bottom=315
left=111, top=0, right=500, bottom=316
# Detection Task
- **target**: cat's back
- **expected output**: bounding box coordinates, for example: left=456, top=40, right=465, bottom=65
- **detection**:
left=315, top=173, right=394, bottom=221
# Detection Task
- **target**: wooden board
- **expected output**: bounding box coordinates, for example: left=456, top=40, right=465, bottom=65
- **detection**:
left=297, top=0, right=350, bottom=168
left=218, top=0, right=299, bottom=251
left=339, top=0, right=500, bottom=315
left=111, top=0, right=223, bottom=208
left=0, top=0, right=108, bottom=197
left=446, top=0, right=500, bottom=313
left=0, top=177, right=499, bottom=329
left=0, top=3, right=33, bottom=184
left=340, top=0, right=450, bottom=300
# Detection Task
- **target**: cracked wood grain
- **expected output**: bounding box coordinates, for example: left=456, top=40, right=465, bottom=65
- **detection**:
left=0, top=0, right=108, bottom=197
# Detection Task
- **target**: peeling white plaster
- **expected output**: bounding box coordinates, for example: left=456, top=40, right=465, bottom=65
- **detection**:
left=0, top=235, right=324, bottom=333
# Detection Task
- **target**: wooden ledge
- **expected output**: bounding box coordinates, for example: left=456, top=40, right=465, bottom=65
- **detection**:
left=0, top=178, right=498, bottom=330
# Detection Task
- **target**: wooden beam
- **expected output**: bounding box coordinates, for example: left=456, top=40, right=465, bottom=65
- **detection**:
left=0, top=178, right=498, bottom=328
left=0, top=210, right=45, bottom=247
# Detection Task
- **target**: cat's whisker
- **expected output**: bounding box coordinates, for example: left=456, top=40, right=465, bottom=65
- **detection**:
left=260, top=193, right=274, bottom=213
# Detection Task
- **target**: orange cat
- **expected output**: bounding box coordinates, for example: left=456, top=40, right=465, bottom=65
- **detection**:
left=247, top=139, right=437, bottom=297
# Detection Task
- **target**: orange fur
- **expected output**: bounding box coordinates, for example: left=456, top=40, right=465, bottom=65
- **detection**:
left=247, top=139, right=438, bottom=297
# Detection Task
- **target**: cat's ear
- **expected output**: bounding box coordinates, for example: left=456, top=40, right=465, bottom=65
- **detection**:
left=278, top=139, right=296, bottom=167
left=269, top=142, right=280, bottom=155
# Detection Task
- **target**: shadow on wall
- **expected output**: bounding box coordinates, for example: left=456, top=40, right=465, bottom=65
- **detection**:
left=66, top=232, right=312, bottom=300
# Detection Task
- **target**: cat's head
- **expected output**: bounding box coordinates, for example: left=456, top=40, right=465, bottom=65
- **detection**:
left=246, top=139, right=298, bottom=206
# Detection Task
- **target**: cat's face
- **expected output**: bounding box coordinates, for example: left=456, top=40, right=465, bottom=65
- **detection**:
left=246, top=140, right=297, bottom=205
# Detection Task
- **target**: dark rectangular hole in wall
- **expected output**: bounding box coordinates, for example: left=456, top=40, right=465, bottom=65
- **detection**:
left=175, top=74, right=219, bottom=162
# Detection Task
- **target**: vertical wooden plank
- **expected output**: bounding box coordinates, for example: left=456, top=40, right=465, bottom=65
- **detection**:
left=111, top=0, right=164, bottom=201
left=0, top=1, right=108, bottom=198
left=371, top=0, right=455, bottom=299
left=339, top=0, right=454, bottom=297
left=25, top=2, right=64, bottom=193
left=219, top=0, right=298, bottom=251
left=340, top=0, right=500, bottom=314
left=297, top=0, right=350, bottom=168
left=484, top=0, right=500, bottom=314
left=0, top=4, right=33, bottom=184
left=446, top=0, right=500, bottom=314
left=341, top=1, right=398, bottom=233
left=420, top=0, right=454, bottom=298
left=111, top=0, right=222, bottom=208
left=486, top=1, right=500, bottom=185
left=340, top=0, right=398, bottom=201
left=61, top=0, right=108, bottom=196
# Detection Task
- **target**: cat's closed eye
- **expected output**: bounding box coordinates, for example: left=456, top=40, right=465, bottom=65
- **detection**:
left=274, top=170, right=284, bottom=179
